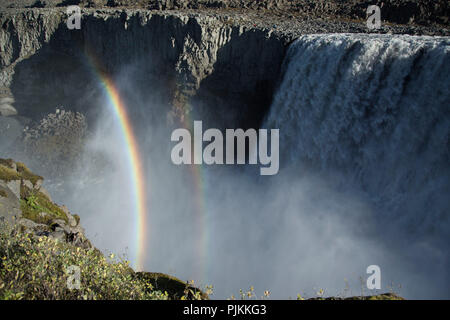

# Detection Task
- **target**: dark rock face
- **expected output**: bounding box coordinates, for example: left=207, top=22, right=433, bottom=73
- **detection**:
left=0, top=9, right=289, bottom=131
left=1, top=5, right=446, bottom=134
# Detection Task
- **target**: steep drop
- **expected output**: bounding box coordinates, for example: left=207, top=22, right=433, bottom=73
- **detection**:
left=266, top=33, right=449, bottom=260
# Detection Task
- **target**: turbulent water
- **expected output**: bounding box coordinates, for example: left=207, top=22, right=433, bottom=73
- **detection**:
left=38, top=34, right=449, bottom=299
left=266, top=34, right=450, bottom=243
left=263, top=34, right=450, bottom=297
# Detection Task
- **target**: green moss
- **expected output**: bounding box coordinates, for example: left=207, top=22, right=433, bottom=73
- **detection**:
left=0, top=159, right=43, bottom=186
left=0, top=158, right=15, bottom=168
left=134, top=272, right=208, bottom=300
left=20, top=186, right=68, bottom=225
left=366, top=293, right=404, bottom=300
left=15, top=162, right=43, bottom=186
left=0, top=165, right=21, bottom=182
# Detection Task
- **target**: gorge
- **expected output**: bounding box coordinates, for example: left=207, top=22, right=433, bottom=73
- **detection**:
left=0, top=2, right=449, bottom=299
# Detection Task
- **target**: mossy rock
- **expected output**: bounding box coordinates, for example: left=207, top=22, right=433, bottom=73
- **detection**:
left=0, top=164, right=21, bottom=182
left=310, top=293, right=404, bottom=300
left=365, top=293, right=404, bottom=300
left=20, top=185, right=68, bottom=225
left=0, top=158, right=15, bottom=169
left=0, top=159, right=43, bottom=186
left=134, top=272, right=208, bottom=300
left=15, top=162, right=43, bottom=186
left=1, top=158, right=78, bottom=227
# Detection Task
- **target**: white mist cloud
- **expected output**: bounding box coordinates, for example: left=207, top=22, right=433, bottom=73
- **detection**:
left=40, top=58, right=449, bottom=300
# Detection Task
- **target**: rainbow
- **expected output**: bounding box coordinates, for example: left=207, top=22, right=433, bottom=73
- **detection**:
left=101, top=77, right=148, bottom=271
left=85, top=51, right=148, bottom=271
left=180, top=110, right=208, bottom=283
left=84, top=49, right=207, bottom=282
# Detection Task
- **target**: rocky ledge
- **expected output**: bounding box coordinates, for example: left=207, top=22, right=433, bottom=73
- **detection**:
left=0, top=4, right=448, bottom=138
left=0, top=157, right=208, bottom=299
left=0, top=158, right=91, bottom=249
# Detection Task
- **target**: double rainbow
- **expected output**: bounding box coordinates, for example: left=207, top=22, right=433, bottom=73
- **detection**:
left=86, top=50, right=208, bottom=281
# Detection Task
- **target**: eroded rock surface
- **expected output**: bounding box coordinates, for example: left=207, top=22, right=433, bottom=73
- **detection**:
left=0, top=4, right=447, bottom=131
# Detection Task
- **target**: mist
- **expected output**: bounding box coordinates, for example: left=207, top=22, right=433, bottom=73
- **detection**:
left=31, top=51, right=448, bottom=300
left=1, top=33, right=445, bottom=300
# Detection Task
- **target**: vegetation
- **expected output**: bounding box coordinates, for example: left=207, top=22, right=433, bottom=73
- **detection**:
left=15, top=162, right=43, bottom=186
left=0, top=159, right=42, bottom=186
left=0, top=223, right=207, bottom=300
left=1, top=158, right=402, bottom=300
left=228, top=286, right=403, bottom=300
left=134, top=272, right=209, bottom=300
left=19, top=185, right=68, bottom=225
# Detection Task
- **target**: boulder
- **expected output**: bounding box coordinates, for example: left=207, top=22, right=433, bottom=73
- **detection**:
left=0, top=182, right=21, bottom=222
left=48, top=230, right=66, bottom=241
left=66, top=212, right=78, bottom=227
left=51, top=219, right=71, bottom=233
left=18, top=217, right=41, bottom=229
left=23, top=179, right=34, bottom=190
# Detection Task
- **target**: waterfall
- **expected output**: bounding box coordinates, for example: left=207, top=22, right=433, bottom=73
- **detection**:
left=266, top=34, right=450, bottom=244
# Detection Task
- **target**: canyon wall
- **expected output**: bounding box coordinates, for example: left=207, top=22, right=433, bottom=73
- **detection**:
left=0, top=8, right=288, bottom=128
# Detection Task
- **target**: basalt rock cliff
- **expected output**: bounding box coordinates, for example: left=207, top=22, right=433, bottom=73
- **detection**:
left=0, top=3, right=448, bottom=133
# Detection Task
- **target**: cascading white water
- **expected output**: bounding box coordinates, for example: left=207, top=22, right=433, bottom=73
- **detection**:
left=266, top=33, right=450, bottom=254
left=25, top=33, right=450, bottom=299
